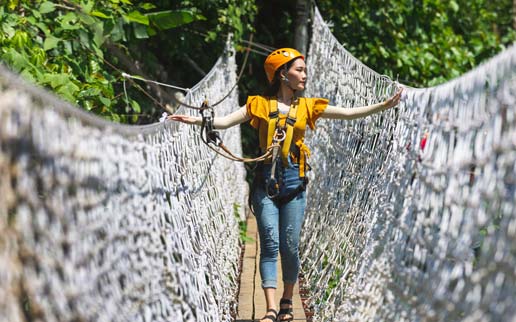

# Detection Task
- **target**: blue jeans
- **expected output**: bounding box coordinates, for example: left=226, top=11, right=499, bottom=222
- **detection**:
left=251, top=162, right=307, bottom=289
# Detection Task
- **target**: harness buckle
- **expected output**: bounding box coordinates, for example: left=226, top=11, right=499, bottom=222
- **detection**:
left=269, top=111, right=279, bottom=118
left=286, top=116, right=296, bottom=126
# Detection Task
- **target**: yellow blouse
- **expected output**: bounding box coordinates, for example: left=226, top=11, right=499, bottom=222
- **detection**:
left=246, top=95, right=329, bottom=162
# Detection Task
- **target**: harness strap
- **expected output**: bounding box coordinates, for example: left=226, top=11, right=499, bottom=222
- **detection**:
left=267, top=99, right=279, bottom=149
left=265, top=97, right=306, bottom=175
left=261, top=97, right=307, bottom=203
left=280, top=99, right=299, bottom=168
left=271, top=177, right=308, bottom=205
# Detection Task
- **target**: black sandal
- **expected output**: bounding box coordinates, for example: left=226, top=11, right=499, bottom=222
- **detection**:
left=260, top=308, right=277, bottom=322
left=278, top=298, right=294, bottom=321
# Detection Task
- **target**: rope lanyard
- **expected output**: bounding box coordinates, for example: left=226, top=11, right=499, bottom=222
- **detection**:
left=120, top=35, right=273, bottom=165
left=122, top=34, right=256, bottom=112
left=199, top=101, right=282, bottom=163
left=264, top=98, right=299, bottom=199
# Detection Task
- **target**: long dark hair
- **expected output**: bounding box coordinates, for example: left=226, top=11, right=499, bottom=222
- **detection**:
left=262, top=57, right=302, bottom=97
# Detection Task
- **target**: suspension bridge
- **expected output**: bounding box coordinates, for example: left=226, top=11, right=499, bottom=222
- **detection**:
left=1, top=7, right=515, bottom=322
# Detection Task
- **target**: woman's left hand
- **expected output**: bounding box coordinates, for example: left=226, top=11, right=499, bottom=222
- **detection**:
left=383, top=87, right=403, bottom=109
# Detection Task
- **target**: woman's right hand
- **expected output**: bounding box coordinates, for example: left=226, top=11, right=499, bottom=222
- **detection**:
left=167, top=114, right=198, bottom=125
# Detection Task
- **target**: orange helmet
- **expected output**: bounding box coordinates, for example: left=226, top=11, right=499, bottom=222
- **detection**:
left=264, top=48, right=304, bottom=83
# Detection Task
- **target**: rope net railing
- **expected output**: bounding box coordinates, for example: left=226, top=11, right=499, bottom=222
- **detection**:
left=301, top=7, right=515, bottom=322
left=0, top=45, right=247, bottom=322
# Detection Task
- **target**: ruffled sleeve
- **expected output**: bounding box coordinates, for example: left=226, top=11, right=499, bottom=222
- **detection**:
left=246, top=95, right=269, bottom=129
left=306, top=97, right=329, bottom=130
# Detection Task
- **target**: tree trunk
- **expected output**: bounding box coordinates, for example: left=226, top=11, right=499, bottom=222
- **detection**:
left=294, top=0, right=310, bottom=55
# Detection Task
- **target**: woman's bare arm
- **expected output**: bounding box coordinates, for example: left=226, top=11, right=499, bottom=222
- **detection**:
left=321, top=88, right=402, bottom=120
left=167, top=106, right=250, bottom=129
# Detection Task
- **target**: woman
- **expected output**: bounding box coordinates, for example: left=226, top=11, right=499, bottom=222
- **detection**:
left=169, top=48, right=402, bottom=322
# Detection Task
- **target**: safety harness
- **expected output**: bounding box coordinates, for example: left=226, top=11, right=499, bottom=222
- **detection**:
left=264, top=97, right=309, bottom=204
left=199, top=97, right=310, bottom=207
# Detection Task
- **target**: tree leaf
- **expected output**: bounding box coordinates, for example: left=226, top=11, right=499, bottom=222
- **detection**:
left=60, top=13, right=81, bottom=30
left=43, top=36, right=60, bottom=51
left=83, top=100, right=94, bottom=111
left=34, top=22, right=51, bottom=35
left=107, top=18, right=125, bottom=42
left=449, top=1, right=459, bottom=13
left=79, top=13, right=96, bottom=26
left=57, top=82, right=80, bottom=102
left=146, top=26, right=156, bottom=37
left=147, top=10, right=205, bottom=30
left=2, top=23, right=16, bottom=38
left=99, top=96, right=112, bottom=107
left=3, top=48, right=32, bottom=72
left=20, top=69, right=37, bottom=83
left=130, top=99, right=141, bottom=113
left=93, top=23, right=105, bottom=47
left=40, top=2, right=56, bottom=14
left=79, top=87, right=101, bottom=98
left=81, top=0, right=94, bottom=14
left=124, top=11, right=149, bottom=25
left=42, top=73, right=70, bottom=88
left=133, top=23, right=149, bottom=39
left=140, top=3, right=157, bottom=10
left=91, top=10, right=111, bottom=19
left=92, top=44, right=104, bottom=60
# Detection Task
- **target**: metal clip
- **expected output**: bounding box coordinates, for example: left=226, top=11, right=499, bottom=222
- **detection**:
left=273, top=128, right=286, bottom=143
left=200, top=101, right=221, bottom=145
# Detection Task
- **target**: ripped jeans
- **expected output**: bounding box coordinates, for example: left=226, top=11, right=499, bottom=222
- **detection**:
left=251, top=162, right=307, bottom=289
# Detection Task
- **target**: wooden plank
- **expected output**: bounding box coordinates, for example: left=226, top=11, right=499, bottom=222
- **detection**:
left=236, top=215, right=258, bottom=320
left=237, top=215, right=306, bottom=321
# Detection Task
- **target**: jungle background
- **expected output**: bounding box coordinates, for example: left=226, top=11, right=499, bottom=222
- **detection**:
left=1, top=0, right=515, bottom=159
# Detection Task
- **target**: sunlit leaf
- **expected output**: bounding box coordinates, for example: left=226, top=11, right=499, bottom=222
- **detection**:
left=43, top=36, right=60, bottom=51
left=91, top=10, right=111, bottom=19
left=449, top=1, right=459, bottom=12
left=57, top=82, right=80, bottom=102
left=42, top=73, right=70, bottom=88
left=82, top=0, right=94, bottom=14
left=130, top=99, right=141, bottom=113
left=124, top=11, right=149, bottom=25
left=39, top=2, right=56, bottom=14
left=3, top=48, right=31, bottom=71
left=140, top=3, right=157, bottom=10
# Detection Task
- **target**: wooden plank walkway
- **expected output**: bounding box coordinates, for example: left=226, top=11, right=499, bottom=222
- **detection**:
left=236, top=215, right=306, bottom=321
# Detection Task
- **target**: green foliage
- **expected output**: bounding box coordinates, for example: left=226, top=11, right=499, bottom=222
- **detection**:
left=234, top=203, right=254, bottom=243
left=316, top=0, right=516, bottom=87
left=0, top=1, right=201, bottom=122
left=2, top=0, right=513, bottom=123
left=142, top=0, right=257, bottom=90
left=0, top=0, right=256, bottom=123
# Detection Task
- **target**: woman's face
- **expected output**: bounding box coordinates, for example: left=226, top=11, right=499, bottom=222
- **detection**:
left=283, top=58, right=307, bottom=91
